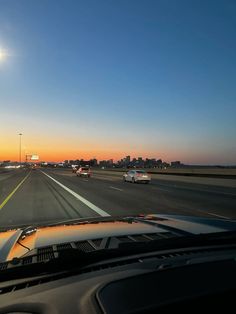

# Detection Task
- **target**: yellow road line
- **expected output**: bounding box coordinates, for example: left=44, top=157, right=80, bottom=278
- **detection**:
left=0, top=171, right=31, bottom=210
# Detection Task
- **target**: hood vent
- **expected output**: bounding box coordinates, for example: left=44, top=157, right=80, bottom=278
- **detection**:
left=129, top=235, right=150, bottom=242
left=0, top=262, right=8, bottom=271
left=56, top=243, right=72, bottom=251
left=116, top=236, right=133, bottom=242
left=22, top=256, right=33, bottom=265
left=0, top=232, right=180, bottom=273
left=74, top=241, right=95, bottom=252
left=116, top=232, right=176, bottom=243
left=147, top=232, right=177, bottom=240
left=91, top=238, right=103, bottom=248
left=37, top=247, right=55, bottom=262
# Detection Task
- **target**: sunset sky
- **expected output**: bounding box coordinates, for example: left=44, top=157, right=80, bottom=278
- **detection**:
left=0, top=0, right=236, bottom=164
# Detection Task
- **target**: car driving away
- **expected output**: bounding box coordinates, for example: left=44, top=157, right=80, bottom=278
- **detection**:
left=123, top=170, right=151, bottom=184
left=76, top=166, right=91, bottom=177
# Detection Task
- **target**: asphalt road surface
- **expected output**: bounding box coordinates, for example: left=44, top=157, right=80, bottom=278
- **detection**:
left=0, top=168, right=236, bottom=228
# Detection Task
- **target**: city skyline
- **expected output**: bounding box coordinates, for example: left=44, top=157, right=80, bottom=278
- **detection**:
left=0, top=1, right=236, bottom=164
left=1, top=151, right=236, bottom=166
left=0, top=131, right=236, bottom=165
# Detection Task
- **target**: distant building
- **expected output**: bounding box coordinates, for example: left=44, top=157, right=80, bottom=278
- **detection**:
left=99, top=159, right=113, bottom=168
left=92, top=159, right=98, bottom=166
left=126, top=155, right=130, bottom=163
left=162, top=162, right=170, bottom=168
left=171, top=161, right=183, bottom=168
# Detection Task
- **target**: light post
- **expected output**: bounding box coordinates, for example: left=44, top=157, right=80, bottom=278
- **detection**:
left=18, top=133, right=22, bottom=164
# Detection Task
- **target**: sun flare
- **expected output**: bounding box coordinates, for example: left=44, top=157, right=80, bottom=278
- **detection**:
left=0, top=48, right=8, bottom=61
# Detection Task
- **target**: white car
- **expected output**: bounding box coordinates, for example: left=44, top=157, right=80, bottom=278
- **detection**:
left=123, top=170, right=151, bottom=184
left=76, top=167, right=91, bottom=177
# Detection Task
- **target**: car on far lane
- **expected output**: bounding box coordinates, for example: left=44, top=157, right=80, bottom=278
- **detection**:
left=123, top=170, right=151, bottom=184
left=76, top=166, right=91, bottom=178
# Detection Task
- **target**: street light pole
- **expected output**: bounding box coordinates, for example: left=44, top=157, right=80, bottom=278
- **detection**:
left=19, top=133, right=22, bottom=164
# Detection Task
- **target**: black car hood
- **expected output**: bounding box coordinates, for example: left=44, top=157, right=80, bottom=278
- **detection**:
left=0, top=214, right=235, bottom=262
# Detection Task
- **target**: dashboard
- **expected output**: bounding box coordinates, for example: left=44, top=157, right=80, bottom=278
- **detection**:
left=0, top=246, right=235, bottom=313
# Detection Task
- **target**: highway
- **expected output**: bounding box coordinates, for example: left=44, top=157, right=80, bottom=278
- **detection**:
left=0, top=168, right=236, bottom=229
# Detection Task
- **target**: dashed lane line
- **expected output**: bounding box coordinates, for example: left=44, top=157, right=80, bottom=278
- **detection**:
left=109, top=186, right=123, bottom=192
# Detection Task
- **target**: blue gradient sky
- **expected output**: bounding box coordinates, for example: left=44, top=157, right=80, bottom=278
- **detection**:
left=0, top=0, right=236, bottom=163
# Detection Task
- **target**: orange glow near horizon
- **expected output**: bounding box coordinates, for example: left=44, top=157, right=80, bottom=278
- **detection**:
left=0, top=133, right=171, bottom=162
left=0, top=149, right=171, bottom=163
left=0, top=138, right=228, bottom=164
left=0, top=128, right=233, bottom=165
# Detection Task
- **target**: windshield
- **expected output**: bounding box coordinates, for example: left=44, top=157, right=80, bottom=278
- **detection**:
left=0, top=0, right=236, bottom=261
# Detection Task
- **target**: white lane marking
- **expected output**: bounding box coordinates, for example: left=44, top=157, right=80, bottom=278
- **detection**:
left=205, top=212, right=230, bottom=220
left=194, top=208, right=230, bottom=220
left=83, top=179, right=89, bottom=182
left=156, top=182, right=236, bottom=196
left=41, top=171, right=110, bottom=217
left=109, top=186, right=123, bottom=192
